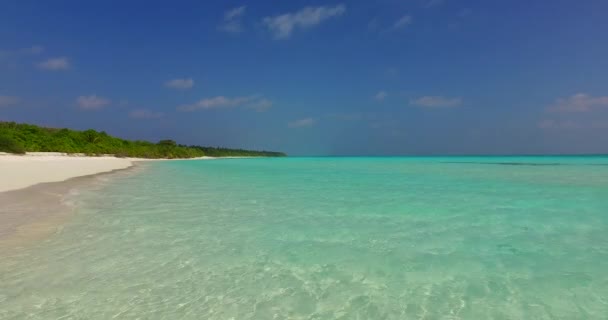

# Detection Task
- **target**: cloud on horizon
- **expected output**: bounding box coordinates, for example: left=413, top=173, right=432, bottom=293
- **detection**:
left=263, top=4, right=346, bottom=39
left=165, top=78, right=194, bottom=90
left=410, top=96, right=462, bottom=108
left=288, top=117, right=315, bottom=128
left=219, top=6, right=247, bottom=33
left=177, top=95, right=272, bottom=112
left=538, top=93, right=608, bottom=131
left=547, top=93, right=608, bottom=113
left=38, top=57, right=70, bottom=70
left=76, top=95, right=110, bottom=110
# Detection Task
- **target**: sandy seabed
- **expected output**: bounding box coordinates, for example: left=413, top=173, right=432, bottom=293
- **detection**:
left=0, top=152, right=212, bottom=247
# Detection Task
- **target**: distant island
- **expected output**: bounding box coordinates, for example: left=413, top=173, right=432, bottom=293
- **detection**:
left=0, top=122, right=286, bottom=158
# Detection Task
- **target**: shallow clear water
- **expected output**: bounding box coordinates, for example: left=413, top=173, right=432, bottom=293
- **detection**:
left=2, top=157, right=608, bottom=319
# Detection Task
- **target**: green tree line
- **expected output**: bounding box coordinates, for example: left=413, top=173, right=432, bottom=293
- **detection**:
left=0, top=122, right=286, bottom=158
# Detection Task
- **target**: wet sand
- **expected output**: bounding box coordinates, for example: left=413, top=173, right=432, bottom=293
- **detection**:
left=0, top=153, right=213, bottom=249
left=0, top=164, right=143, bottom=250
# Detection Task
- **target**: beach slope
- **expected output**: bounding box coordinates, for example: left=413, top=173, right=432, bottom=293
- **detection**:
left=0, top=153, right=134, bottom=193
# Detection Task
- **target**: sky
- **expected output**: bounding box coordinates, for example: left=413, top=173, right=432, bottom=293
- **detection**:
left=1, top=0, right=608, bottom=156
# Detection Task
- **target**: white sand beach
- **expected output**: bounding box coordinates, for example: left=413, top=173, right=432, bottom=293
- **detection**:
left=0, top=152, right=226, bottom=243
left=0, top=152, right=219, bottom=193
left=0, top=153, right=136, bottom=193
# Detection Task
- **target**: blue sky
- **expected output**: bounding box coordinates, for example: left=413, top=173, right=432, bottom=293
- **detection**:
left=1, top=0, right=607, bottom=155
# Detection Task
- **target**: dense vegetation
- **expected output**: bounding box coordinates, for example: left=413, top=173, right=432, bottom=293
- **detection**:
left=0, top=122, right=286, bottom=158
left=188, top=146, right=286, bottom=158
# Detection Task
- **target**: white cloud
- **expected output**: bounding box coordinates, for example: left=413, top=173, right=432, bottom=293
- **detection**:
left=165, top=78, right=194, bottom=90
left=263, top=4, right=346, bottom=39
left=177, top=95, right=272, bottom=112
left=393, top=15, right=413, bottom=29
left=76, top=95, right=110, bottom=110
left=129, top=109, right=164, bottom=119
left=410, top=96, right=462, bottom=108
left=548, top=93, right=608, bottom=113
left=225, top=5, right=246, bottom=20
left=219, top=6, right=247, bottom=33
left=178, top=96, right=251, bottom=111
left=288, top=118, right=315, bottom=128
left=246, top=98, right=273, bottom=112
left=38, top=57, right=70, bottom=70
left=538, top=93, right=608, bottom=131
left=375, top=91, right=388, bottom=101
left=0, top=95, right=20, bottom=107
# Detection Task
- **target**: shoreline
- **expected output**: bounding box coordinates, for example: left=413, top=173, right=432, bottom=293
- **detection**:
left=0, top=152, right=256, bottom=248
left=0, top=152, right=215, bottom=193
left=0, top=152, right=207, bottom=248
left=0, top=163, right=144, bottom=250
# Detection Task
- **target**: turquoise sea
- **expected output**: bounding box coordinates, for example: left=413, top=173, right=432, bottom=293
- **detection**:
left=2, top=157, right=608, bottom=319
